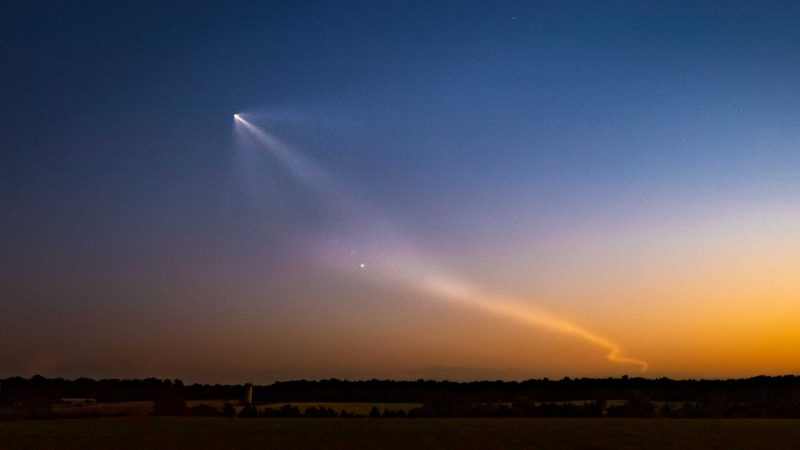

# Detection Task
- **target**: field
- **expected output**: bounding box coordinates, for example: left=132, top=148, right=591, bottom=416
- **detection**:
left=43, top=401, right=423, bottom=419
left=50, top=402, right=153, bottom=418
left=45, top=399, right=695, bottom=419
left=1, top=418, right=799, bottom=450
left=258, top=402, right=423, bottom=415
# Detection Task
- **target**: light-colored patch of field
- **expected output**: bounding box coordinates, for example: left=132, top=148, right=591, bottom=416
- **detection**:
left=529, top=400, right=630, bottom=406
left=185, top=400, right=237, bottom=409
left=258, top=402, right=423, bottom=415
left=52, top=400, right=244, bottom=418
left=51, top=401, right=153, bottom=418
left=533, top=400, right=696, bottom=408
left=1, top=418, right=799, bottom=450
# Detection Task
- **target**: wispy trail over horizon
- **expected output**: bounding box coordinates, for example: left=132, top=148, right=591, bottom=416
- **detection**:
left=234, top=114, right=649, bottom=372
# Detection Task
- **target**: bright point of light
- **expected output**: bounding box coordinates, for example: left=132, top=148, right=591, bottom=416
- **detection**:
left=360, top=263, right=366, bottom=268
left=234, top=113, right=243, bottom=122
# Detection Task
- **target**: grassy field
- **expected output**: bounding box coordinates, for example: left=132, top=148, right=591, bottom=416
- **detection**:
left=51, top=401, right=153, bottom=418
left=42, top=401, right=424, bottom=418
left=41, top=399, right=694, bottom=419
left=1, top=418, right=798, bottom=449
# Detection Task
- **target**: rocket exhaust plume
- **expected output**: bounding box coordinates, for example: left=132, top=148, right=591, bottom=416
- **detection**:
left=420, top=275, right=648, bottom=370
left=234, top=113, right=327, bottom=188
left=234, top=114, right=648, bottom=372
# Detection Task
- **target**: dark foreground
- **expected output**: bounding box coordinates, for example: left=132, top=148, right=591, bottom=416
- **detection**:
left=1, top=418, right=799, bottom=450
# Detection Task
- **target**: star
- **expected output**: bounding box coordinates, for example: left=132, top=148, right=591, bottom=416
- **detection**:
left=360, top=263, right=366, bottom=268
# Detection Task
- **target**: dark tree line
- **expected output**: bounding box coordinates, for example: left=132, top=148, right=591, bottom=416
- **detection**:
left=3, top=375, right=800, bottom=419
left=0, top=375, right=242, bottom=404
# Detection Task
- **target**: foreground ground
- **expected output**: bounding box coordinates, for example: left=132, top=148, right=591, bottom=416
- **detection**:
left=1, top=418, right=798, bottom=450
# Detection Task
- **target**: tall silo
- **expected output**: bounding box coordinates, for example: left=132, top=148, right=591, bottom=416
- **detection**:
left=244, top=383, right=253, bottom=405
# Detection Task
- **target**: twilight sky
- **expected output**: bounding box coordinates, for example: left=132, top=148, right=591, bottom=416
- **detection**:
left=2, top=1, right=800, bottom=383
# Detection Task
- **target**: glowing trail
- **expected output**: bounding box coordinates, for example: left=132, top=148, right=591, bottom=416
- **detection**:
left=419, top=275, right=648, bottom=370
left=234, top=113, right=328, bottom=189
left=234, top=114, right=648, bottom=371
left=234, top=112, right=400, bottom=232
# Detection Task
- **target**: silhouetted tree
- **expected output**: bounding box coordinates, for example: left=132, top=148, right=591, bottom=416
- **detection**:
left=187, top=403, right=223, bottom=417
left=382, top=408, right=406, bottom=418
left=222, top=402, right=236, bottom=417
left=607, top=399, right=655, bottom=418
left=237, top=405, right=258, bottom=418
left=278, top=404, right=301, bottom=417
left=305, top=406, right=337, bottom=418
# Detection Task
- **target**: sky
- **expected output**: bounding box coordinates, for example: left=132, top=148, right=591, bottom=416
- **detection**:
left=2, top=0, right=800, bottom=383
